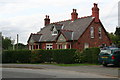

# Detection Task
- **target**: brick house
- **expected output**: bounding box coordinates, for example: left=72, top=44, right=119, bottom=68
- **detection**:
left=27, top=3, right=112, bottom=50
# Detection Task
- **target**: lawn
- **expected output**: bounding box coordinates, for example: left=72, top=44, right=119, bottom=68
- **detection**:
left=40, top=63, right=101, bottom=66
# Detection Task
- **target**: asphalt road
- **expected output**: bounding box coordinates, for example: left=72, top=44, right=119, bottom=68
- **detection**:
left=2, top=68, right=116, bottom=78
left=1, top=64, right=119, bottom=78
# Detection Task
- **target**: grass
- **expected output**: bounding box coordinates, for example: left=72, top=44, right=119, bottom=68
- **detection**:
left=3, top=63, right=101, bottom=66
left=37, top=63, right=101, bottom=66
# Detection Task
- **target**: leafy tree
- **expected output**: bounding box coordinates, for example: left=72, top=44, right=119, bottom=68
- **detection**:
left=115, top=27, right=120, bottom=36
left=15, top=43, right=27, bottom=50
left=108, top=27, right=120, bottom=48
left=2, top=37, right=12, bottom=50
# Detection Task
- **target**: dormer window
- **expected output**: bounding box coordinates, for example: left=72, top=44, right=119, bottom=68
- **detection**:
left=52, top=26, right=58, bottom=35
left=52, top=31, right=58, bottom=35
left=90, top=27, right=94, bottom=38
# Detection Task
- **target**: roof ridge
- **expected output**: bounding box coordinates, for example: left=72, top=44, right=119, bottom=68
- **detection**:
left=51, top=19, right=71, bottom=24
left=78, top=15, right=92, bottom=19
left=31, top=33, right=42, bottom=35
left=51, top=23, right=63, bottom=26
left=50, top=15, right=92, bottom=24
left=61, top=29, right=73, bottom=32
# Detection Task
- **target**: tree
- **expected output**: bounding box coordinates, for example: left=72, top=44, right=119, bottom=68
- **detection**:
left=108, top=27, right=120, bottom=48
left=2, top=37, right=12, bottom=50
left=15, top=43, right=27, bottom=50
left=115, top=27, right=120, bottom=36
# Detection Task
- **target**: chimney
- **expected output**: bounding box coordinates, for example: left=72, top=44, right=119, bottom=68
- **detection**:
left=92, top=3, right=99, bottom=22
left=44, top=15, right=50, bottom=26
left=71, top=9, right=78, bottom=21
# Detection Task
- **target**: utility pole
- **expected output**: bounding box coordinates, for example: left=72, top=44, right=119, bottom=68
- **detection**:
left=17, top=34, right=18, bottom=50
left=11, top=39, right=15, bottom=50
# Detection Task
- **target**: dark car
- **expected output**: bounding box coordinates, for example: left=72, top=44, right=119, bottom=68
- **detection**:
left=98, top=47, right=120, bottom=67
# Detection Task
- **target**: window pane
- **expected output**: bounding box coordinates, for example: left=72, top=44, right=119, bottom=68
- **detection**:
left=90, top=27, right=94, bottom=38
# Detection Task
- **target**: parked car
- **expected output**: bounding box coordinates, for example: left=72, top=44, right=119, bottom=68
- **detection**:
left=98, top=47, right=120, bottom=67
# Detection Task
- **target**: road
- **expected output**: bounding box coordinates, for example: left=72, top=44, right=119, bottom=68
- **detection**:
left=1, top=64, right=119, bottom=78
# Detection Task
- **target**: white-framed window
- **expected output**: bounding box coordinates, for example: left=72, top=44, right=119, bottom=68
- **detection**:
left=52, top=31, right=58, bottom=35
left=57, top=44, right=67, bottom=49
left=90, top=27, right=94, bottom=38
left=46, top=43, right=53, bottom=50
left=98, top=27, right=102, bottom=39
left=62, top=44, right=67, bottom=49
left=84, top=43, right=89, bottom=49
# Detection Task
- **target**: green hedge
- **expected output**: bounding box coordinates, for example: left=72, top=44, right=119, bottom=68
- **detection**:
left=53, top=49, right=76, bottom=64
left=2, top=50, right=31, bottom=63
left=78, top=47, right=100, bottom=64
left=2, top=48, right=100, bottom=64
left=31, top=49, right=76, bottom=64
left=2, top=49, right=76, bottom=64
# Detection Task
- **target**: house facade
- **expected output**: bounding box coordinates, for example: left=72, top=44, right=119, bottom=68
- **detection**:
left=27, top=3, right=112, bottom=51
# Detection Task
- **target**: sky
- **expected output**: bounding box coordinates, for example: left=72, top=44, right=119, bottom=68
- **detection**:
left=0, top=0, right=119, bottom=44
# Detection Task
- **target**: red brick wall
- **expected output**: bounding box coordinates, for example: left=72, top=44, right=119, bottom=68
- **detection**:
left=41, top=43, right=46, bottom=49
left=77, top=20, right=111, bottom=50
left=53, top=43, right=57, bottom=49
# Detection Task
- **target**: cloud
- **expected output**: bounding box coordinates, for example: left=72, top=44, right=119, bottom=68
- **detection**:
left=0, top=0, right=119, bottom=44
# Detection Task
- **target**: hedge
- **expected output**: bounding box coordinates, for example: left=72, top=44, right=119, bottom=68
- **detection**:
left=31, top=49, right=76, bottom=64
left=2, top=50, right=31, bottom=63
left=2, top=48, right=100, bottom=64
left=2, top=49, right=76, bottom=64
left=78, top=47, right=100, bottom=64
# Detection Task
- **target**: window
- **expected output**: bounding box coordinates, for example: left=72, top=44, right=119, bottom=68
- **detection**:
left=84, top=43, right=89, bottom=49
left=68, top=44, right=71, bottom=49
left=36, top=45, right=38, bottom=49
left=90, top=27, right=94, bottom=38
left=52, top=31, right=58, bottom=35
left=62, top=44, right=66, bottom=49
left=57, top=44, right=67, bottom=49
left=98, top=27, right=102, bottom=39
left=46, top=44, right=53, bottom=50
left=52, top=26, right=58, bottom=35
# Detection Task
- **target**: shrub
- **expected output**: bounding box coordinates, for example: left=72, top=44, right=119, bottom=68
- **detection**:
left=2, top=50, right=31, bottom=63
left=79, top=47, right=100, bottom=64
left=3, top=49, right=103, bottom=64
left=31, top=49, right=76, bottom=64
left=53, top=49, right=76, bottom=64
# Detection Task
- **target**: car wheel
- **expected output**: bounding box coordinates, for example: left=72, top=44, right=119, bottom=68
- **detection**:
left=102, top=61, right=108, bottom=67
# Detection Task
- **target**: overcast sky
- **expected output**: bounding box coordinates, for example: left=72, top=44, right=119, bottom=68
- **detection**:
left=0, top=0, right=119, bottom=44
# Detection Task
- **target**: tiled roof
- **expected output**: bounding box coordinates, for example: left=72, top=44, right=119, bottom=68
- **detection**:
left=35, top=16, right=94, bottom=42
left=28, top=34, right=42, bottom=42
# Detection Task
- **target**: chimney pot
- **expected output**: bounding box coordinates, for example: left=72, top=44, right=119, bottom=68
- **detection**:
left=48, top=16, right=49, bottom=19
left=44, top=15, right=50, bottom=26
left=74, top=9, right=76, bottom=13
left=71, top=9, right=78, bottom=21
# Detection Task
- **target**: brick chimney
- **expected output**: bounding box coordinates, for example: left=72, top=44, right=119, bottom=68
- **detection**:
left=92, top=3, right=99, bottom=22
left=44, top=15, right=50, bottom=26
left=71, top=9, right=78, bottom=21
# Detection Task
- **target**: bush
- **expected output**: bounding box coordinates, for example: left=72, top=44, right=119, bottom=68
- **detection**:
left=31, top=49, right=76, bottom=64
left=2, top=50, right=31, bottom=63
left=31, top=50, right=53, bottom=63
left=79, top=47, right=100, bottom=64
left=53, top=49, right=76, bottom=64
left=2, top=48, right=100, bottom=64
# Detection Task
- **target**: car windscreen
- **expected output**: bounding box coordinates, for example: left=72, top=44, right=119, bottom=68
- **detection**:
left=114, top=50, right=120, bottom=54
left=100, top=50, right=111, bottom=54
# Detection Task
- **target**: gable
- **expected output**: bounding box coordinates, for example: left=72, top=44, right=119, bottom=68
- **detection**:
left=57, top=34, right=66, bottom=42
left=78, top=20, right=111, bottom=43
left=29, top=37, right=34, bottom=43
